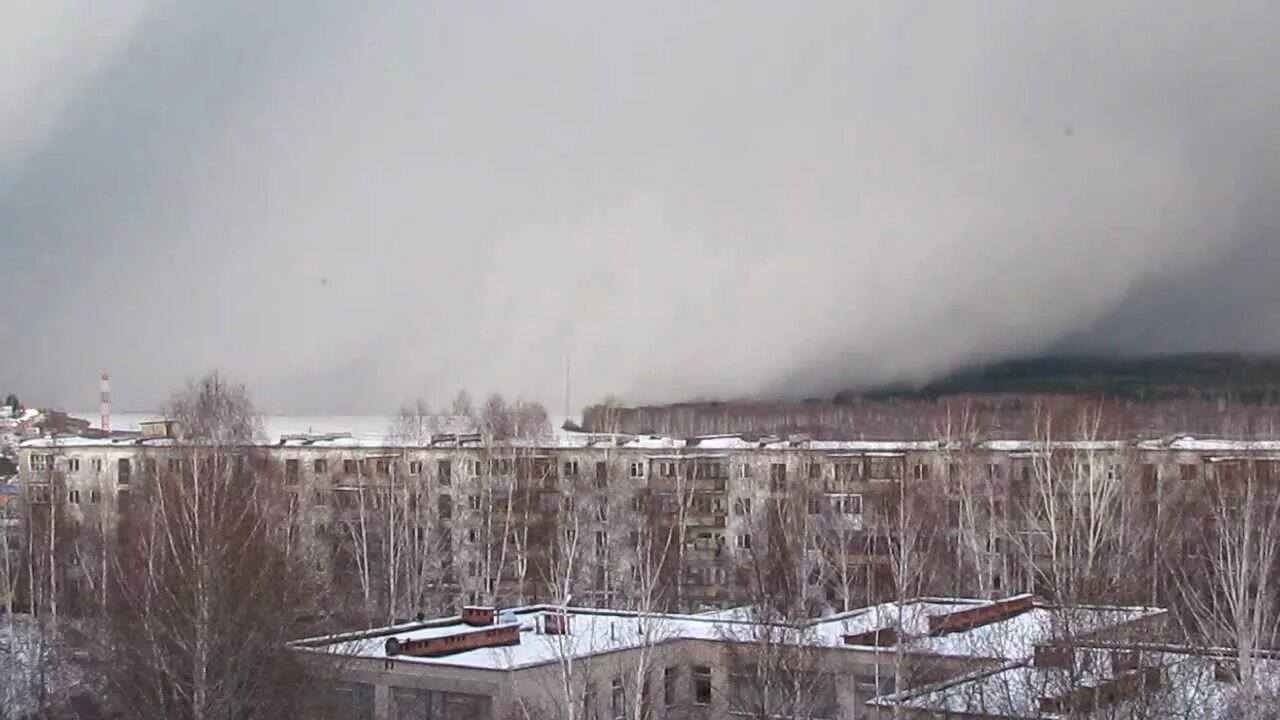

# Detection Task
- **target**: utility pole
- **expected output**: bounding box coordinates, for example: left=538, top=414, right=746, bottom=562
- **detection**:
left=564, top=352, right=572, bottom=420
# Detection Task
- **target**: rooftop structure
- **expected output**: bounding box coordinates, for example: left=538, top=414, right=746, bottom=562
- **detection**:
left=877, top=642, right=1280, bottom=718
left=292, top=596, right=1166, bottom=719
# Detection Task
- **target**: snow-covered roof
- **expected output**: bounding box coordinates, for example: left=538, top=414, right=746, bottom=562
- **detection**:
left=984, top=440, right=1130, bottom=452
left=294, top=598, right=1163, bottom=673
left=882, top=645, right=1280, bottom=719
left=20, top=416, right=1280, bottom=456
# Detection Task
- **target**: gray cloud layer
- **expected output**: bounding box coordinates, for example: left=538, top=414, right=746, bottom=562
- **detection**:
left=3, top=1, right=1279, bottom=413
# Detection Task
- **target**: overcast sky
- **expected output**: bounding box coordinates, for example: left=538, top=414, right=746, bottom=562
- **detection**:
left=3, top=1, right=1280, bottom=414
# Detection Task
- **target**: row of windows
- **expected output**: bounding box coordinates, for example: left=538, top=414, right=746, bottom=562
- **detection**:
left=29, top=455, right=103, bottom=473
left=218, top=456, right=926, bottom=484
left=25, top=487, right=101, bottom=504
left=39, top=455, right=1264, bottom=484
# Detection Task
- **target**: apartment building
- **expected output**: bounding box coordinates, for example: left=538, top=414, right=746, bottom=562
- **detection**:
left=291, top=595, right=1166, bottom=720
left=16, top=419, right=1280, bottom=615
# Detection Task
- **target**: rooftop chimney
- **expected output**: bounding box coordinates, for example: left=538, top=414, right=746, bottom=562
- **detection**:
left=844, top=627, right=899, bottom=647
left=384, top=624, right=520, bottom=658
left=99, top=373, right=110, bottom=433
left=462, top=606, right=496, bottom=627
left=545, top=611, right=570, bottom=635
left=929, top=594, right=1034, bottom=635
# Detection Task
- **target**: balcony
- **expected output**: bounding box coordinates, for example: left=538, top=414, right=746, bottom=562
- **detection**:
left=685, top=511, right=727, bottom=529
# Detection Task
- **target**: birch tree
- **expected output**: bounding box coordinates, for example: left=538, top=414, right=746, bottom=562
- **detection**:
left=95, top=373, right=311, bottom=720
left=1168, top=452, right=1280, bottom=718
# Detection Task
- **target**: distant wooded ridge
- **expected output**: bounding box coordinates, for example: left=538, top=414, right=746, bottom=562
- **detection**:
left=581, top=354, right=1280, bottom=438
left=854, top=353, right=1280, bottom=403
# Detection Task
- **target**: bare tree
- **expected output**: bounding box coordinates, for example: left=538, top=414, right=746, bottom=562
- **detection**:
left=722, top=487, right=836, bottom=720
left=93, top=372, right=309, bottom=720
left=1168, top=452, right=1280, bottom=718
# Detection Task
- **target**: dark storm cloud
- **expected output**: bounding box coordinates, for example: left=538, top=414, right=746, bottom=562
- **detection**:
left=2, top=1, right=1279, bottom=413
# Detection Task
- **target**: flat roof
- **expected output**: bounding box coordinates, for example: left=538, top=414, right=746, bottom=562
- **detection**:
left=293, top=599, right=1164, bottom=672
left=879, top=644, right=1280, bottom=718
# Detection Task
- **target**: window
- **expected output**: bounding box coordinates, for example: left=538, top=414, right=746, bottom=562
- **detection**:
left=595, top=461, right=608, bottom=487
left=869, top=456, right=904, bottom=479
left=629, top=462, right=645, bottom=479
left=169, top=458, right=184, bottom=473
left=729, top=669, right=756, bottom=715
left=912, top=462, right=930, bottom=480
left=467, top=529, right=477, bottom=543
left=313, top=490, right=329, bottom=507
left=595, top=531, right=607, bottom=547
left=770, top=463, right=787, bottom=491
left=740, top=463, right=752, bottom=479
left=986, top=463, right=1002, bottom=480
left=91, top=458, right=103, bottom=472
left=611, top=678, right=625, bottom=720
left=583, top=683, right=598, bottom=720
left=1105, top=464, right=1119, bottom=481
left=663, top=667, right=677, bottom=706
left=438, top=495, right=453, bottom=519
left=30, top=454, right=52, bottom=471
left=837, top=460, right=863, bottom=482
left=66, top=457, right=81, bottom=473
left=314, top=458, right=328, bottom=474
left=735, top=533, right=752, bottom=549
left=659, top=461, right=677, bottom=478
left=117, top=458, right=131, bottom=485
left=343, top=459, right=358, bottom=475
left=692, top=666, right=712, bottom=706
left=374, top=459, right=391, bottom=476
left=596, top=506, right=608, bottom=522
left=469, top=460, right=481, bottom=476
left=630, top=496, right=642, bottom=512
left=408, top=460, right=423, bottom=475
left=1142, top=464, right=1158, bottom=496
left=808, top=462, right=822, bottom=479
left=89, top=490, right=99, bottom=504
left=694, top=460, right=727, bottom=480
left=733, top=497, right=752, bottom=516
left=564, top=460, right=579, bottom=477
left=285, top=459, right=299, bottom=484
left=468, top=495, right=481, bottom=511
left=68, top=489, right=81, bottom=504
left=832, top=493, right=862, bottom=515
left=438, top=460, right=452, bottom=484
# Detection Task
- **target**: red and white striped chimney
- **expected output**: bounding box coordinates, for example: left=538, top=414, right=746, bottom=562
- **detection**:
left=100, top=372, right=111, bottom=433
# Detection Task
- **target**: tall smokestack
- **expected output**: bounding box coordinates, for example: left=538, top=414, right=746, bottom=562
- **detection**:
left=100, top=372, right=110, bottom=433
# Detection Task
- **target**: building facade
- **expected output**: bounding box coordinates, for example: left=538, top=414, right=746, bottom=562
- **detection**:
left=15, top=420, right=1280, bottom=621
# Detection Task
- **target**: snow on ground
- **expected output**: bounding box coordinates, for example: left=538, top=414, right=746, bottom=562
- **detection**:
left=0, top=613, right=92, bottom=718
